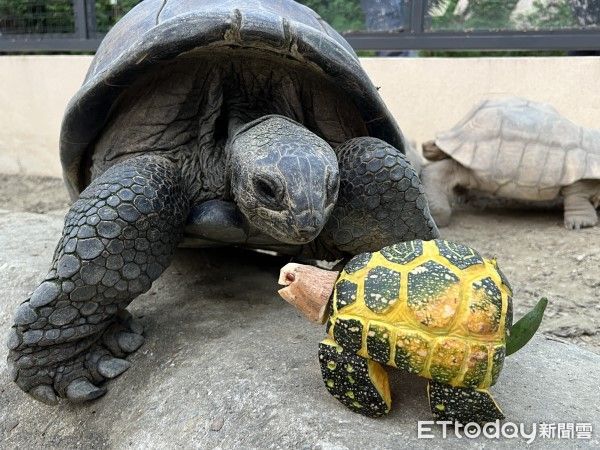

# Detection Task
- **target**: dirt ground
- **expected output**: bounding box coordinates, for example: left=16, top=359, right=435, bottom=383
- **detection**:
left=0, top=174, right=71, bottom=214
left=1, top=174, right=598, bottom=354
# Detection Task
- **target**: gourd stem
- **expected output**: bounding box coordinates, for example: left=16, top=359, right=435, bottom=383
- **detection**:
left=278, top=263, right=339, bottom=324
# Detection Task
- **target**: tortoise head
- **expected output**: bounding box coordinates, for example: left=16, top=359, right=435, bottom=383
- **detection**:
left=228, top=115, right=339, bottom=244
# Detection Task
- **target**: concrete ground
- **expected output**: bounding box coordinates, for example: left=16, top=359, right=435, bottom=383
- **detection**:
left=1, top=175, right=599, bottom=448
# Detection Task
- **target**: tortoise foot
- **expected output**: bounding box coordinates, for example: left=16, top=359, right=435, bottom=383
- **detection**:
left=318, top=338, right=391, bottom=418
left=7, top=310, right=144, bottom=404
left=427, top=381, right=504, bottom=424
left=562, top=181, right=599, bottom=230
left=564, top=212, right=598, bottom=230
left=6, top=154, right=187, bottom=404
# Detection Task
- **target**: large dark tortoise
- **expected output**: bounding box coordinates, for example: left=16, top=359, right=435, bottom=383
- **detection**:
left=7, top=0, right=438, bottom=404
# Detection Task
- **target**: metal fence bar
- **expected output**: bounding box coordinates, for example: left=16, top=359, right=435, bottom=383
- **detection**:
left=344, top=29, right=600, bottom=51
left=73, top=0, right=87, bottom=38
left=1, top=0, right=600, bottom=53
left=0, top=37, right=102, bottom=52
left=84, top=0, right=98, bottom=38
left=410, top=0, right=426, bottom=34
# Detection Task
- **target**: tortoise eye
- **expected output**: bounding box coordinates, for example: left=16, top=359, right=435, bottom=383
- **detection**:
left=256, top=179, right=275, bottom=199
left=254, top=177, right=282, bottom=208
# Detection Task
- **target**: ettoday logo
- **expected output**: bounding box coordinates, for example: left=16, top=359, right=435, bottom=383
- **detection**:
left=417, top=421, right=594, bottom=443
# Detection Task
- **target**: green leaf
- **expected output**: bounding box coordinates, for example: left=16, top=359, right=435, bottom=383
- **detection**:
left=506, top=297, right=548, bottom=356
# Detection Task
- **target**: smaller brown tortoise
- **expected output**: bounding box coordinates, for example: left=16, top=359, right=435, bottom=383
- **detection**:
left=279, top=239, right=546, bottom=423
left=421, top=97, right=600, bottom=229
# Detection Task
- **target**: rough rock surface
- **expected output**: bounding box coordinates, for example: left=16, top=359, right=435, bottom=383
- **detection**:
left=1, top=208, right=599, bottom=448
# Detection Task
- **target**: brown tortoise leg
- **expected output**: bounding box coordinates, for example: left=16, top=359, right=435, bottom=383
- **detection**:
left=562, top=180, right=599, bottom=230
left=6, top=155, right=189, bottom=404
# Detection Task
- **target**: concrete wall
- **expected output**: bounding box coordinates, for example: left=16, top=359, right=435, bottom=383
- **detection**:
left=1, top=55, right=599, bottom=178
left=0, top=56, right=91, bottom=177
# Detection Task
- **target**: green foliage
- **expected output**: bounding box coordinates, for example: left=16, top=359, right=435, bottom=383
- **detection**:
left=0, top=0, right=142, bottom=34
left=429, top=0, right=578, bottom=32
left=571, top=0, right=600, bottom=26
left=0, top=0, right=74, bottom=33
left=422, top=0, right=576, bottom=56
left=95, top=0, right=142, bottom=32
left=516, top=0, right=576, bottom=29
left=297, top=0, right=365, bottom=32
left=506, top=297, right=548, bottom=356
left=429, top=0, right=519, bottom=31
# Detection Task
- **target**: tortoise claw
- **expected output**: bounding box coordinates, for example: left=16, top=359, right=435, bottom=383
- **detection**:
left=65, top=378, right=106, bottom=402
left=29, top=385, right=58, bottom=405
left=128, top=318, right=144, bottom=335
left=117, top=332, right=145, bottom=353
left=97, top=357, right=131, bottom=379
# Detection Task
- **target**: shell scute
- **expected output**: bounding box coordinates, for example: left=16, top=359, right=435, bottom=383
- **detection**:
left=343, top=252, right=371, bottom=274
left=394, top=331, right=430, bottom=374
left=429, top=338, right=467, bottom=384
left=493, top=140, right=524, bottom=183
left=435, top=240, right=484, bottom=270
left=364, top=266, right=401, bottom=314
left=462, top=343, right=489, bottom=388
left=407, top=260, right=460, bottom=330
left=564, top=148, right=587, bottom=184
left=490, top=345, right=506, bottom=385
left=334, top=279, right=358, bottom=310
left=465, top=277, right=503, bottom=335
left=366, top=322, right=393, bottom=364
left=493, top=261, right=513, bottom=296
left=332, top=317, right=364, bottom=353
left=505, top=297, right=513, bottom=340
left=380, top=240, right=423, bottom=265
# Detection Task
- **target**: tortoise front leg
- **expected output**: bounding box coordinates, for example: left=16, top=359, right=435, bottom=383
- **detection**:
left=562, top=180, right=599, bottom=230
left=319, top=338, right=391, bottom=417
left=318, top=137, right=439, bottom=257
left=6, top=155, right=188, bottom=404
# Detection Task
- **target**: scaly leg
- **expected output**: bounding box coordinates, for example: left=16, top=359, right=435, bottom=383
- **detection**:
left=6, top=155, right=188, bottom=404
left=318, top=137, right=438, bottom=258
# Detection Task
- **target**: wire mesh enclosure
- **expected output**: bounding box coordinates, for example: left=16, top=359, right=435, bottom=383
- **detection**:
left=94, top=0, right=141, bottom=33
left=1, top=0, right=600, bottom=52
left=0, top=0, right=75, bottom=34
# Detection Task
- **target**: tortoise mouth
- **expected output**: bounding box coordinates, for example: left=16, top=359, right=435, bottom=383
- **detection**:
left=255, top=219, right=323, bottom=245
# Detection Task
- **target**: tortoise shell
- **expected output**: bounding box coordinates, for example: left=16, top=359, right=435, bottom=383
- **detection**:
left=433, top=97, right=600, bottom=201
left=59, top=0, right=403, bottom=199
left=327, top=239, right=513, bottom=389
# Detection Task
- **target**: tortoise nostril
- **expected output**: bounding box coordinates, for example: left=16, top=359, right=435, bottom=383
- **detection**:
left=297, top=212, right=324, bottom=236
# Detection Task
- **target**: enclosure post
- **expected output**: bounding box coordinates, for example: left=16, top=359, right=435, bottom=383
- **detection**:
left=410, top=0, right=426, bottom=34
left=73, top=0, right=89, bottom=39
left=85, top=0, right=98, bottom=37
